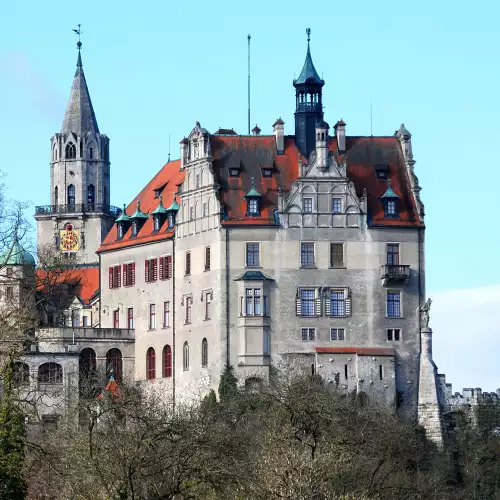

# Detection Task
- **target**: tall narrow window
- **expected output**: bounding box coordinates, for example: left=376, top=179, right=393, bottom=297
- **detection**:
left=145, top=258, right=158, bottom=283
left=146, top=347, right=156, bottom=380
left=127, top=307, right=134, bottom=329
left=149, top=304, right=156, bottom=329
left=185, top=252, right=191, bottom=275
left=203, top=202, right=207, bottom=217
left=330, top=243, right=344, bottom=268
left=71, top=309, right=80, bottom=327
left=54, top=186, right=58, bottom=206
left=89, top=147, right=94, bottom=160
left=205, top=293, right=212, bottom=319
left=299, top=289, right=316, bottom=316
left=113, top=310, right=119, bottom=328
left=205, top=246, right=211, bottom=271
left=248, top=198, right=259, bottom=215
left=67, top=184, right=75, bottom=206
left=160, top=255, right=172, bottom=280
left=87, top=185, right=95, bottom=206
left=183, top=342, right=189, bottom=370
left=387, top=244, right=400, bottom=265
left=387, top=291, right=401, bottom=318
left=201, top=338, right=208, bottom=367
left=330, top=290, right=346, bottom=316
left=65, top=142, right=76, bottom=159
left=163, top=301, right=170, bottom=327
left=246, top=243, right=260, bottom=267
left=303, top=197, right=313, bottom=213
left=106, top=349, right=122, bottom=383
left=163, top=345, right=172, bottom=377
left=196, top=174, right=200, bottom=188
left=300, top=243, right=315, bottom=267
left=123, top=262, right=135, bottom=286
left=185, top=296, right=192, bottom=324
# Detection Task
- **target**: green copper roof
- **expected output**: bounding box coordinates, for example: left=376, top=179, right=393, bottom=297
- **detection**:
left=243, top=177, right=262, bottom=198
left=380, top=181, right=399, bottom=200
left=166, top=193, right=180, bottom=212
left=130, top=200, right=149, bottom=219
left=0, top=239, right=35, bottom=266
left=115, top=204, right=130, bottom=222
left=234, top=270, right=274, bottom=281
left=151, top=196, right=168, bottom=215
left=293, top=32, right=324, bottom=87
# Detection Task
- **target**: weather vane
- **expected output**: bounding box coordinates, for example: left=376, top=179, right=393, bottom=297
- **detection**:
left=306, top=28, right=311, bottom=43
left=73, top=24, right=83, bottom=50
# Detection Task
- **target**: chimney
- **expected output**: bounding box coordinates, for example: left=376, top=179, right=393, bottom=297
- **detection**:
left=273, top=118, right=285, bottom=155
left=334, top=119, right=346, bottom=154
left=180, top=137, right=189, bottom=169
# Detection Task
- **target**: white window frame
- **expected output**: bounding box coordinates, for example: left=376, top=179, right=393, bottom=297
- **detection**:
left=245, top=242, right=261, bottom=268
left=330, top=327, right=345, bottom=341
left=386, top=328, right=402, bottom=342
left=149, top=303, right=156, bottom=330
left=163, top=301, right=170, bottom=328
left=300, top=242, right=316, bottom=268
left=301, top=327, right=316, bottom=341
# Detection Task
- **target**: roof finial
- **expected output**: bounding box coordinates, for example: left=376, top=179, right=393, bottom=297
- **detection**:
left=306, top=28, right=311, bottom=45
left=73, top=24, right=83, bottom=67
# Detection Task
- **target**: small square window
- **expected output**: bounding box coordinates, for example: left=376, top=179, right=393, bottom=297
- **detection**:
left=386, top=200, right=397, bottom=216
left=330, top=328, right=345, bottom=341
left=303, top=198, right=313, bottom=213
left=377, top=170, right=387, bottom=179
left=387, top=328, right=401, bottom=341
left=332, top=198, right=342, bottom=214
left=301, top=327, right=315, bottom=341
left=229, top=168, right=239, bottom=177
left=262, top=168, right=272, bottom=177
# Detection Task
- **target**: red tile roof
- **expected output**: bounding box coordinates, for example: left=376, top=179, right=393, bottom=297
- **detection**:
left=36, top=265, right=99, bottom=306
left=98, top=133, right=422, bottom=252
left=98, top=160, right=183, bottom=252
left=315, top=347, right=395, bottom=356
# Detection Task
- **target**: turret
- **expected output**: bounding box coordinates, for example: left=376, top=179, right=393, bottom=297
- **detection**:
left=293, top=29, right=325, bottom=159
left=315, top=119, right=329, bottom=169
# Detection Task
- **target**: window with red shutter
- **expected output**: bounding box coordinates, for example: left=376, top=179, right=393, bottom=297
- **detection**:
left=205, top=246, right=211, bottom=271
left=116, top=266, right=121, bottom=287
left=163, top=345, right=172, bottom=377
left=152, top=258, right=158, bottom=281
left=146, top=347, right=156, bottom=380
left=109, top=267, right=113, bottom=289
left=166, top=255, right=172, bottom=279
left=185, top=252, right=191, bottom=276
left=131, top=262, right=135, bottom=285
left=145, top=260, right=149, bottom=282
left=159, top=256, right=164, bottom=280
left=123, top=265, right=127, bottom=286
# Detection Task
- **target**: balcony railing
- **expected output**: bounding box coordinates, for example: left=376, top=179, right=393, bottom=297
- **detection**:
left=296, top=102, right=322, bottom=113
left=35, top=203, right=122, bottom=217
left=381, top=265, right=410, bottom=286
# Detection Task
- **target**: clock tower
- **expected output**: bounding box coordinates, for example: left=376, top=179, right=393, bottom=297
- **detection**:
left=35, top=39, right=119, bottom=264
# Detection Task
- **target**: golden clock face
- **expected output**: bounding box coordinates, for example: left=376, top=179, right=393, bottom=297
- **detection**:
left=60, top=227, right=80, bottom=252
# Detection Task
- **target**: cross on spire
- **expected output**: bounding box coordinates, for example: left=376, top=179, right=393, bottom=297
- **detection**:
left=73, top=24, right=83, bottom=49
left=306, top=28, right=311, bottom=44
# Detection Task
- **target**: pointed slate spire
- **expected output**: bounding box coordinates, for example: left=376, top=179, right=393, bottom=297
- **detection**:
left=61, top=41, right=100, bottom=135
left=294, top=29, right=324, bottom=86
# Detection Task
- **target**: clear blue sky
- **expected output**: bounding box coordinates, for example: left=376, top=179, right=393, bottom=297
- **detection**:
left=1, top=1, right=499, bottom=390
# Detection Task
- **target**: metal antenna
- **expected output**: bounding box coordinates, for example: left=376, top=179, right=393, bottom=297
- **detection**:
left=370, top=101, right=373, bottom=136
left=248, top=34, right=251, bottom=135
left=168, top=134, right=171, bottom=162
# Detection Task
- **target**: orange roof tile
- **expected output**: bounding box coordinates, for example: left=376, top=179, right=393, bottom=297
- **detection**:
left=315, top=347, right=395, bottom=356
left=98, top=133, right=422, bottom=252
left=36, top=265, right=99, bottom=306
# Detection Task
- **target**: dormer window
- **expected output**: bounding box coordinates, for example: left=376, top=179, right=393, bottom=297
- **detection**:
left=244, top=177, right=262, bottom=216
left=168, top=213, right=174, bottom=228
left=131, top=221, right=139, bottom=237
left=229, top=168, right=239, bottom=178
left=153, top=216, right=160, bottom=232
left=154, top=190, right=161, bottom=199
left=118, top=225, right=124, bottom=239
left=129, top=200, right=149, bottom=237
left=375, top=164, right=389, bottom=180
left=380, top=180, right=399, bottom=218
left=165, top=193, right=180, bottom=229
left=115, top=204, right=130, bottom=241
left=262, top=168, right=272, bottom=178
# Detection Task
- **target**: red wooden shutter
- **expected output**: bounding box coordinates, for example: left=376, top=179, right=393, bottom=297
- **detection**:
left=166, top=255, right=172, bottom=279
left=116, top=266, right=121, bottom=287
left=123, top=264, right=127, bottom=286
left=159, top=256, right=164, bottom=280
left=109, top=267, right=113, bottom=289
left=145, top=260, right=149, bottom=283
left=153, top=258, right=158, bottom=281
left=131, top=262, right=136, bottom=285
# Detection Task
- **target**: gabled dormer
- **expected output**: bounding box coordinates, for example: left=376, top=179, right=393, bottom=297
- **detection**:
left=243, top=177, right=262, bottom=216
left=115, top=204, right=130, bottom=240
left=380, top=180, right=399, bottom=218
left=129, top=201, right=148, bottom=237
left=151, top=196, right=167, bottom=232
left=166, top=193, right=180, bottom=228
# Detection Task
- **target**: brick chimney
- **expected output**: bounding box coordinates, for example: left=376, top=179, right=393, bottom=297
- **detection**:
left=273, top=118, right=285, bottom=155
left=334, top=119, right=346, bottom=154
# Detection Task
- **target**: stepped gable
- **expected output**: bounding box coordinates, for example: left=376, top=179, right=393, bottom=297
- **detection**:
left=98, top=160, right=184, bottom=252
left=37, top=265, right=99, bottom=306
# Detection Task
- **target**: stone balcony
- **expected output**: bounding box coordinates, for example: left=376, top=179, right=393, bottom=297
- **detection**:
left=381, top=265, right=410, bottom=287
left=34, top=203, right=121, bottom=218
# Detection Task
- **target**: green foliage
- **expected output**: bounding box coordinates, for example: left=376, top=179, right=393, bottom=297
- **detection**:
left=0, top=357, right=27, bottom=500
left=200, top=389, right=218, bottom=415
left=218, top=365, right=238, bottom=402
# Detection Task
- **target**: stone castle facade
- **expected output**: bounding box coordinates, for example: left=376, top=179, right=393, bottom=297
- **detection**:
left=15, top=32, right=459, bottom=444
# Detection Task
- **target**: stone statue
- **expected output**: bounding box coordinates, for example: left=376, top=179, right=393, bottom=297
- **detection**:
left=420, top=298, right=432, bottom=329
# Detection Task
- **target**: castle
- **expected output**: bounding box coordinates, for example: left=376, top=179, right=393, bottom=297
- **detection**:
left=4, top=31, right=473, bottom=446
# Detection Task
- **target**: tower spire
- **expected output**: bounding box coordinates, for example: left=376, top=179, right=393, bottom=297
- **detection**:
left=61, top=24, right=99, bottom=135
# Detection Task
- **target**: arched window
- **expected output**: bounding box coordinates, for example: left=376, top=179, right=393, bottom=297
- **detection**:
left=38, top=363, right=63, bottom=384
left=183, top=342, right=189, bottom=371
left=79, top=348, right=96, bottom=379
left=162, top=345, right=172, bottom=377
left=13, top=362, right=29, bottom=386
left=67, top=184, right=75, bottom=206
left=321, top=132, right=325, bottom=141
left=201, top=338, right=208, bottom=367
left=87, top=184, right=95, bottom=206
left=106, top=349, right=122, bottom=383
left=88, top=142, right=95, bottom=160
left=54, top=186, right=58, bottom=206
left=146, top=347, right=156, bottom=380
left=65, top=142, right=76, bottom=159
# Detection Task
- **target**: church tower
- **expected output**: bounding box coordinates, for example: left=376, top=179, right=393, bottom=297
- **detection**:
left=35, top=38, right=118, bottom=264
left=293, top=29, right=325, bottom=159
